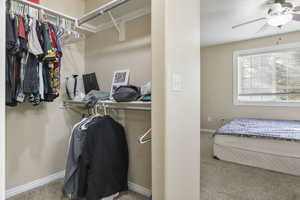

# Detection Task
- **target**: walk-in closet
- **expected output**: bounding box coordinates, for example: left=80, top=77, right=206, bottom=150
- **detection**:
left=2, top=0, right=200, bottom=199
left=5, top=0, right=152, bottom=199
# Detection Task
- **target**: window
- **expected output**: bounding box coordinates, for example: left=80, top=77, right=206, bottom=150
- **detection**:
left=233, top=43, right=300, bottom=106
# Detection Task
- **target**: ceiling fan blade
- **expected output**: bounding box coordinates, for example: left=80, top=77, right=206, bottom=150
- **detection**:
left=293, top=6, right=300, bottom=12
left=232, top=17, right=267, bottom=29
left=282, top=2, right=293, bottom=8
left=261, top=0, right=274, bottom=9
left=293, top=13, right=300, bottom=21
left=256, top=23, right=271, bottom=33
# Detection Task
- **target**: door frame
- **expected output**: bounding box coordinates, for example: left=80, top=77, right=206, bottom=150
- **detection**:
left=0, top=0, right=6, bottom=199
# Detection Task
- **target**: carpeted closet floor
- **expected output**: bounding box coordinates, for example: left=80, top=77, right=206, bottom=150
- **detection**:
left=7, top=179, right=147, bottom=200
left=201, top=132, right=300, bottom=200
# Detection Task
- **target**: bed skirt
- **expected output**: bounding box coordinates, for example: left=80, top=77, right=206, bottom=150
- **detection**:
left=213, top=135, right=300, bottom=176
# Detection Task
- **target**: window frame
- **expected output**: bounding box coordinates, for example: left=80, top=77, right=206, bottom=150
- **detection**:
left=233, top=42, right=300, bottom=107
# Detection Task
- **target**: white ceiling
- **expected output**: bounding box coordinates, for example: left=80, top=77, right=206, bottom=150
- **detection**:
left=200, top=0, right=300, bottom=47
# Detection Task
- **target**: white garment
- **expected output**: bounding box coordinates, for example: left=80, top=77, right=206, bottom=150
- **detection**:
left=38, top=63, right=44, bottom=100
left=16, top=52, right=29, bottom=102
left=65, top=75, right=86, bottom=101
left=28, top=19, right=44, bottom=56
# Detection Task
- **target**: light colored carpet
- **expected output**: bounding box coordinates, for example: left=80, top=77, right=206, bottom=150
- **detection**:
left=7, top=179, right=148, bottom=200
left=8, top=133, right=300, bottom=200
left=201, top=132, right=300, bottom=200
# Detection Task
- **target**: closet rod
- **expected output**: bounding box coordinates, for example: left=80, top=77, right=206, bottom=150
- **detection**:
left=11, top=0, right=77, bottom=22
left=100, top=105, right=151, bottom=111
left=77, top=0, right=129, bottom=26
left=63, top=102, right=151, bottom=111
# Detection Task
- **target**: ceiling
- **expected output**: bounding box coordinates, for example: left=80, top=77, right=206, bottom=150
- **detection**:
left=200, top=0, right=300, bottom=47
left=83, top=0, right=150, bottom=28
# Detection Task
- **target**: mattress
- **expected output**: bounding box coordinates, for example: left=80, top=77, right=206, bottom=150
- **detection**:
left=213, top=135, right=300, bottom=176
left=215, top=118, right=300, bottom=140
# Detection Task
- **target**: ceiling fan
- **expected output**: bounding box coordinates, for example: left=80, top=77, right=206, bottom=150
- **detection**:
left=232, top=0, right=300, bottom=31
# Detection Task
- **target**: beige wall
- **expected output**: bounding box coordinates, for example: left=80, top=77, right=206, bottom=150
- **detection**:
left=85, top=0, right=112, bottom=12
left=85, top=14, right=152, bottom=189
left=201, top=31, right=300, bottom=130
left=85, top=15, right=152, bottom=91
left=151, top=0, right=165, bottom=199
left=6, top=0, right=86, bottom=189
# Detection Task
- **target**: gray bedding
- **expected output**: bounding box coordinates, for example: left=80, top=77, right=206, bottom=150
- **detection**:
left=215, top=118, right=300, bottom=141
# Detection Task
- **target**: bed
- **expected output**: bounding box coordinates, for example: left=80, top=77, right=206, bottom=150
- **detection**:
left=213, top=118, right=300, bottom=176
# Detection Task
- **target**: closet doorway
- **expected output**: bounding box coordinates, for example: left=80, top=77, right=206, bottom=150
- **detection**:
left=4, top=0, right=153, bottom=199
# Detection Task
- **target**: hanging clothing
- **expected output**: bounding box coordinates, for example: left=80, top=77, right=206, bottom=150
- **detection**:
left=6, top=54, right=15, bottom=106
left=23, top=53, right=39, bottom=94
left=36, top=21, right=45, bottom=59
left=5, top=12, right=63, bottom=106
left=18, top=16, right=26, bottom=38
left=16, top=52, right=28, bottom=102
left=78, top=116, right=129, bottom=200
left=18, top=16, right=27, bottom=53
left=64, top=118, right=88, bottom=199
left=12, top=16, right=21, bottom=55
left=28, top=19, right=44, bottom=56
left=6, top=13, right=16, bottom=52
left=38, top=62, right=44, bottom=100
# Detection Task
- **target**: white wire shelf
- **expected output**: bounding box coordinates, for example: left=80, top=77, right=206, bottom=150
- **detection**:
left=63, top=100, right=151, bottom=111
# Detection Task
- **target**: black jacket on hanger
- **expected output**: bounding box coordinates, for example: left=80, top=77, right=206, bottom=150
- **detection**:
left=78, top=116, right=129, bottom=200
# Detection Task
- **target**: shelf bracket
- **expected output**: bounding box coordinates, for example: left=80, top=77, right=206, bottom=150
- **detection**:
left=108, top=11, right=125, bottom=41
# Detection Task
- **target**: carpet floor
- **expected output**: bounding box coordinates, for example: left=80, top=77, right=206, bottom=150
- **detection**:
left=201, top=132, right=300, bottom=200
left=7, top=179, right=148, bottom=200
left=8, top=133, right=300, bottom=200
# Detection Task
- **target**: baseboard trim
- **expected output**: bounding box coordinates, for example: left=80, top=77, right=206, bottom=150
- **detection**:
left=128, top=182, right=151, bottom=197
left=6, top=170, right=65, bottom=199
left=6, top=171, right=152, bottom=199
left=201, top=129, right=216, bottom=133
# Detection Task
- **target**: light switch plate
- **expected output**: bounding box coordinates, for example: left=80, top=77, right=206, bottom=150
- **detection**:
left=172, top=73, right=183, bottom=91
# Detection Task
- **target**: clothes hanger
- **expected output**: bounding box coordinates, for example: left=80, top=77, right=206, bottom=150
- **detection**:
left=56, top=15, right=60, bottom=28
left=22, top=4, right=26, bottom=17
left=139, top=128, right=152, bottom=144
left=10, top=1, right=15, bottom=16
left=80, top=104, right=102, bottom=130
left=20, top=3, right=24, bottom=16
left=102, top=102, right=108, bottom=116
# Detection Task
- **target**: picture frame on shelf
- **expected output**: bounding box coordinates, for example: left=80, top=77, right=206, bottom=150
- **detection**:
left=110, top=69, right=130, bottom=99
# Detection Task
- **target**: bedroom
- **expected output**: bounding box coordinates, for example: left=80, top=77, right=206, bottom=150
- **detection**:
left=201, top=0, right=300, bottom=199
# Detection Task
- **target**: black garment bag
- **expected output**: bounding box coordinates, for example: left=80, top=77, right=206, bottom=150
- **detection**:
left=78, top=116, right=129, bottom=200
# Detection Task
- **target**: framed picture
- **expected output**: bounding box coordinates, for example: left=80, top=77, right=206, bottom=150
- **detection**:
left=110, top=69, right=130, bottom=99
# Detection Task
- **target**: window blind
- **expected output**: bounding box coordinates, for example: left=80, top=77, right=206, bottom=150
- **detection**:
left=238, top=49, right=300, bottom=100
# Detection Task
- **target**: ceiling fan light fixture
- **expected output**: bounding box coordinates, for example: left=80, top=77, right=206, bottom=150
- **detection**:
left=267, top=13, right=293, bottom=26
left=271, top=3, right=283, bottom=13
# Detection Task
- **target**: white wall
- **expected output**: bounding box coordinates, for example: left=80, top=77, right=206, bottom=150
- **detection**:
left=164, top=0, right=200, bottom=199
left=152, top=0, right=201, bottom=199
